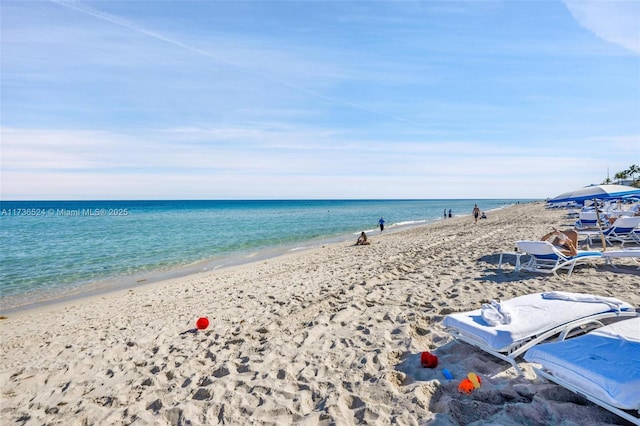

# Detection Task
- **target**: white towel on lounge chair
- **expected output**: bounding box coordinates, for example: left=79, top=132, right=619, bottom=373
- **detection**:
left=542, top=291, right=625, bottom=311
left=443, top=292, right=636, bottom=375
left=481, top=300, right=512, bottom=326
left=443, top=292, right=635, bottom=353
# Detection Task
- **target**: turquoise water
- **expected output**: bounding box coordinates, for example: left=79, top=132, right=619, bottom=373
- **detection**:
left=0, top=199, right=532, bottom=311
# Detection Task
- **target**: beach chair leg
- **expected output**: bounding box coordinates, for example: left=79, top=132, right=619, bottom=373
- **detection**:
left=604, top=257, right=618, bottom=269
left=515, top=255, right=521, bottom=272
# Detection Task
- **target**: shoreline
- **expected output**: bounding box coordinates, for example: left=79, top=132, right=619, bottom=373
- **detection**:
left=0, top=203, right=517, bottom=315
left=0, top=224, right=359, bottom=315
left=2, top=201, right=638, bottom=425
left=0, top=220, right=400, bottom=315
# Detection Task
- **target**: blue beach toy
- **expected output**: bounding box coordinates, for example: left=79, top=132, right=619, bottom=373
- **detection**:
left=442, top=368, right=453, bottom=380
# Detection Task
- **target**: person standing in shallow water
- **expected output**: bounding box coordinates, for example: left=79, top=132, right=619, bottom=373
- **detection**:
left=448, top=209, right=452, bottom=218
left=472, top=204, right=481, bottom=223
left=378, top=217, right=385, bottom=232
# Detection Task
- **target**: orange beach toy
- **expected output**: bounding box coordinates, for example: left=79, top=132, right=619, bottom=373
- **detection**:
left=458, top=372, right=482, bottom=394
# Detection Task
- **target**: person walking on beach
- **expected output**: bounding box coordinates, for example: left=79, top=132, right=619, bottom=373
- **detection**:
left=378, top=217, right=385, bottom=232
left=472, top=204, right=480, bottom=223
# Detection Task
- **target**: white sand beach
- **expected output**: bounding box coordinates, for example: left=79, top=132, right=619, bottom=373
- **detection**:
left=1, top=202, right=638, bottom=425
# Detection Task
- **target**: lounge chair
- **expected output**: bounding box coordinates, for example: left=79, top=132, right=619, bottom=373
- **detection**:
left=608, top=216, right=640, bottom=246
left=574, top=211, right=608, bottom=230
left=578, top=216, right=640, bottom=247
left=525, top=317, right=640, bottom=425
left=601, top=247, right=640, bottom=269
left=442, top=292, right=636, bottom=375
left=515, top=240, right=602, bottom=277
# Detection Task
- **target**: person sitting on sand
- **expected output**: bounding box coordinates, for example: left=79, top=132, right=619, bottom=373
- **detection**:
left=356, top=231, right=371, bottom=245
left=540, top=229, right=578, bottom=256
left=480, top=212, right=487, bottom=219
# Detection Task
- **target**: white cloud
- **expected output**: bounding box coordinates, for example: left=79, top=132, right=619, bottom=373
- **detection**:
left=2, top=126, right=633, bottom=200
left=564, top=0, right=640, bottom=54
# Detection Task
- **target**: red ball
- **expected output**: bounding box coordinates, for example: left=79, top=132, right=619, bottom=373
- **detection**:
left=196, top=317, right=209, bottom=330
left=420, top=351, right=438, bottom=368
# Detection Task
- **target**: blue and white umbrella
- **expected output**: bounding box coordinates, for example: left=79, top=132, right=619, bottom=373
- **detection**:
left=548, top=184, right=640, bottom=204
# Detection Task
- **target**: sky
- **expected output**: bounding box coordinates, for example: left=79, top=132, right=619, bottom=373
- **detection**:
left=1, top=0, right=639, bottom=200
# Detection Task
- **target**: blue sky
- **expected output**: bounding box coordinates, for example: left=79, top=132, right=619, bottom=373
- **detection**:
left=1, top=0, right=639, bottom=200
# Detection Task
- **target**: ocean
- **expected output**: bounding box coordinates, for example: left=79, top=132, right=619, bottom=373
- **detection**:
left=0, top=199, right=533, bottom=312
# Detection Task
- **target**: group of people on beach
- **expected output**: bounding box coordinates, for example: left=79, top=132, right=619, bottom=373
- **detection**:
left=355, top=217, right=385, bottom=245
left=358, top=204, right=490, bottom=246
left=355, top=217, right=384, bottom=245
left=443, top=205, right=486, bottom=223
left=442, top=206, right=488, bottom=222
left=359, top=205, right=575, bottom=253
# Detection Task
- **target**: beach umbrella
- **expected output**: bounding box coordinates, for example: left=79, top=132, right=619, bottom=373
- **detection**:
left=548, top=184, right=640, bottom=204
